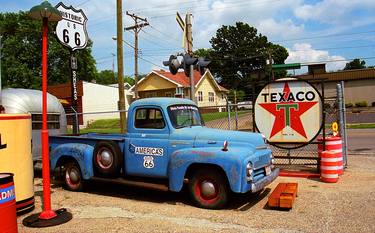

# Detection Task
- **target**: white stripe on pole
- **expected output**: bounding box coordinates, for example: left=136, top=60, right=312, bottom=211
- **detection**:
left=321, top=157, right=343, bottom=162
left=321, top=173, right=339, bottom=178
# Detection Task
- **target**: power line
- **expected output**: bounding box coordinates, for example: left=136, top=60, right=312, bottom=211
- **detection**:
left=148, top=25, right=181, bottom=46
left=138, top=55, right=164, bottom=69
left=149, top=0, right=283, bottom=18
left=76, top=0, right=91, bottom=7
left=273, top=30, right=375, bottom=43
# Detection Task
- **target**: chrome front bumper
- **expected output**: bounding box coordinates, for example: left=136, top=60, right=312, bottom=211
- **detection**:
left=251, top=168, right=279, bottom=193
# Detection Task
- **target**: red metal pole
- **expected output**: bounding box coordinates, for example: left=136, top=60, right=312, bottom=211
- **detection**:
left=39, top=17, right=57, bottom=220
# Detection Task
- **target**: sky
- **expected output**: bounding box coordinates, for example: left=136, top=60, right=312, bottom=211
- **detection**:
left=1, top=0, right=375, bottom=76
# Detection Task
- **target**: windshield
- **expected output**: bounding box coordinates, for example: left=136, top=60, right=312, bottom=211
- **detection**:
left=168, top=105, right=204, bottom=129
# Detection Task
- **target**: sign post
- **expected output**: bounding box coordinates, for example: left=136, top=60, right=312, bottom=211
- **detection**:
left=254, top=78, right=323, bottom=148
left=55, top=2, right=89, bottom=134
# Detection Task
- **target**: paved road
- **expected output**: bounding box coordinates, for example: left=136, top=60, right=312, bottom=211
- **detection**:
left=19, top=155, right=375, bottom=233
left=347, top=128, right=375, bottom=155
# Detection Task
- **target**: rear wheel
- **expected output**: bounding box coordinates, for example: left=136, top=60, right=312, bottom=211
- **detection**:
left=188, top=168, right=229, bottom=209
left=63, top=161, right=83, bottom=191
left=93, top=141, right=122, bottom=177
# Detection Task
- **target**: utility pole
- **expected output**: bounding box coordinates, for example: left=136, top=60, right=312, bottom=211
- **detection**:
left=185, top=13, right=195, bottom=102
left=116, top=0, right=126, bottom=133
left=111, top=53, right=116, bottom=83
left=125, top=11, right=149, bottom=100
left=176, top=12, right=195, bottom=102
left=268, top=49, right=274, bottom=81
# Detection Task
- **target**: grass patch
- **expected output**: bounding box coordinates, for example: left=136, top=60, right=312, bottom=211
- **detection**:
left=325, top=123, right=375, bottom=129
left=346, top=123, right=375, bottom=129
left=87, top=118, right=120, bottom=129
left=202, top=110, right=249, bottom=122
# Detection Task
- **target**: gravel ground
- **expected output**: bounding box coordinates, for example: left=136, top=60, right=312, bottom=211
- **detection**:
left=17, top=154, right=375, bottom=233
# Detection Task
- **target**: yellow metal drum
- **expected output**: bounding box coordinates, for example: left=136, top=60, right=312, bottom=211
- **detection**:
left=0, top=114, right=34, bottom=215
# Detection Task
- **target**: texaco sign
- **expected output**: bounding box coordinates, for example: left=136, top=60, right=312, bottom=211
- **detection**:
left=255, top=78, right=323, bottom=144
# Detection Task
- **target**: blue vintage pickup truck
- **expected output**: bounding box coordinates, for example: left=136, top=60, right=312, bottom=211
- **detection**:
left=50, top=98, right=279, bottom=209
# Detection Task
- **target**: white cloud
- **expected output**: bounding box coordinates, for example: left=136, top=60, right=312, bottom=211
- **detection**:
left=257, top=18, right=304, bottom=40
left=294, top=0, right=375, bottom=24
left=286, top=43, right=346, bottom=72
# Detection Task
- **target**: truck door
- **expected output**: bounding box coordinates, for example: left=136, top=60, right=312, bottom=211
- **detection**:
left=126, top=107, right=170, bottom=178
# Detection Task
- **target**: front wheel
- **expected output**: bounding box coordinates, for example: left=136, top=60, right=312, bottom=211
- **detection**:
left=188, top=168, right=229, bottom=209
left=63, top=161, right=83, bottom=191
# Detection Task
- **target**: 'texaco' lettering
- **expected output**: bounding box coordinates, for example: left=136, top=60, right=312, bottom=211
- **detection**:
left=262, top=91, right=316, bottom=102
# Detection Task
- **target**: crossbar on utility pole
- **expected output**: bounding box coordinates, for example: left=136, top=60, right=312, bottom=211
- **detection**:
left=116, top=0, right=127, bottom=133
left=125, top=11, right=149, bottom=100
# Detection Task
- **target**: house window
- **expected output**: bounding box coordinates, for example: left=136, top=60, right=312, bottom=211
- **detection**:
left=198, top=91, right=203, bottom=102
left=145, top=92, right=157, bottom=98
left=208, top=92, right=214, bottom=102
left=135, top=108, right=165, bottom=129
left=165, top=92, right=173, bottom=97
left=222, top=94, right=225, bottom=100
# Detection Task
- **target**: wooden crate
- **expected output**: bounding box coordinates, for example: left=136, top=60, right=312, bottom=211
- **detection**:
left=268, top=183, right=298, bottom=209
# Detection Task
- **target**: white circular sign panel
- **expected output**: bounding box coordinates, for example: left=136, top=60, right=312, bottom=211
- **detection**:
left=55, top=2, right=88, bottom=51
left=255, top=78, right=323, bottom=144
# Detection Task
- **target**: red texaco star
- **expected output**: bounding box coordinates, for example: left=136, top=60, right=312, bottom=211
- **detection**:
left=259, top=82, right=318, bottom=139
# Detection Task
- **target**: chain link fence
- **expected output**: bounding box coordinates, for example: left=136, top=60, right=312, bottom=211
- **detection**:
left=66, top=84, right=347, bottom=173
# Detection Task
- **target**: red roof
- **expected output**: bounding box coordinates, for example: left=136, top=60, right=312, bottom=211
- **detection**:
left=154, top=70, right=228, bottom=92
left=155, top=70, right=202, bottom=87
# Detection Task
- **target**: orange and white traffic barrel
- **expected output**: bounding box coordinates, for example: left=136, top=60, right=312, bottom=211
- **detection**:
left=0, top=173, right=18, bottom=233
left=320, top=151, right=340, bottom=183
left=318, top=136, right=343, bottom=175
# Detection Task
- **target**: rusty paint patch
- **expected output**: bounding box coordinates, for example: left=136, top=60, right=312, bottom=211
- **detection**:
left=171, top=159, right=184, bottom=170
left=230, top=165, right=239, bottom=184
left=191, top=150, right=214, bottom=157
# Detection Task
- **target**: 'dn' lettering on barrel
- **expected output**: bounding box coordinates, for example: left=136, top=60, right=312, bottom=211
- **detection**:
left=0, top=173, right=18, bottom=233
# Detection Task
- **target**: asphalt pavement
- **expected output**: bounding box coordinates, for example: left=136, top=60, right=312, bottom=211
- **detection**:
left=347, top=128, right=375, bottom=155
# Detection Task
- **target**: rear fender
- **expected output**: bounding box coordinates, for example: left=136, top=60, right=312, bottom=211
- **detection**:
left=50, top=143, right=95, bottom=180
left=168, top=147, right=244, bottom=192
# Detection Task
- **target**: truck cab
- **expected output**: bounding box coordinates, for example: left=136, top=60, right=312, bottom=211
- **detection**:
left=50, top=98, right=279, bottom=209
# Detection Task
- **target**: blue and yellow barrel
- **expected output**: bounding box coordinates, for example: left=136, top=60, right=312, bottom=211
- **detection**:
left=0, top=114, right=34, bottom=215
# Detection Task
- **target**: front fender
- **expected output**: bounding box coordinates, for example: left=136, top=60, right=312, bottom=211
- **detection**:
left=50, top=143, right=94, bottom=180
left=168, top=147, right=248, bottom=192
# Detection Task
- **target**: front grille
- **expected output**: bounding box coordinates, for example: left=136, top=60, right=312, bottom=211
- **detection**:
left=253, top=153, right=270, bottom=168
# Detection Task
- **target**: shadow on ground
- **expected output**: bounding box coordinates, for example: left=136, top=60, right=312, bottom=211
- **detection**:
left=51, top=179, right=271, bottom=210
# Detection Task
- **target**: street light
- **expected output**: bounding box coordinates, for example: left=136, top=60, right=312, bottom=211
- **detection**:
left=23, top=1, right=72, bottom=227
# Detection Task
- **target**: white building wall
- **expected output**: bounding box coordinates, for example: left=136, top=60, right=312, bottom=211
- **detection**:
left=81, top=82, right=131, bottom=126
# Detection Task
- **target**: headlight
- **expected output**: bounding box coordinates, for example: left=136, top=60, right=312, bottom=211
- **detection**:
left=261, top=134, right=268, bottom=144
left=270, top=153, right=275, bottom=169
left=270, top=153, right=275, bottom=164
left=246, top=162, right=253, bottom=181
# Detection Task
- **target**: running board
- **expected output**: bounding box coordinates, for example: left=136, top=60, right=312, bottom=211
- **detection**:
left=90, top=177, right=169, bottom=192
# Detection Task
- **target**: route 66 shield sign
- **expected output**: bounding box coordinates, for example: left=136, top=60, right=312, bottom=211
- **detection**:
left=55, top=2, right=88, bottom=51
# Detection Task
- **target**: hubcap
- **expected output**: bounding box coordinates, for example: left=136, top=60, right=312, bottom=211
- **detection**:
left=201, top=181, right=217, bottom=198
left=99, top=150, right=113, bottom=168
left=68, top=168, right=79, bottom=184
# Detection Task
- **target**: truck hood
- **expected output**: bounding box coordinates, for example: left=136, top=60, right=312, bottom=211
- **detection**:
left=173, top=126, right=266, bottom=150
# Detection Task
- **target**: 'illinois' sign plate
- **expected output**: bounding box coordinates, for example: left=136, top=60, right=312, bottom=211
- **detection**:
left=255, top=78, right=322, bottom=144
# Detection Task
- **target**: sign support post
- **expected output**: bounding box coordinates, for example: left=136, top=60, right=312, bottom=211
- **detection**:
left=55, top=2, right=89, bottom=133
left=70, top=52, right=79, bottom=134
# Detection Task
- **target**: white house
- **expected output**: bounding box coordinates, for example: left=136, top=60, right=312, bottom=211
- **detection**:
left=48, top=81, right=133, bottom=127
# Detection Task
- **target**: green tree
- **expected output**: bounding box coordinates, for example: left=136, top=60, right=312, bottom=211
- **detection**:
left=343, top=58, right=366, bottom=70
left=0, top=11, right=97, bottom=89
left=97, top=70, right=116, bottom=85
left=124, top=76, right=135, bottom=85
left=195, top=22, right=288, bottom=92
